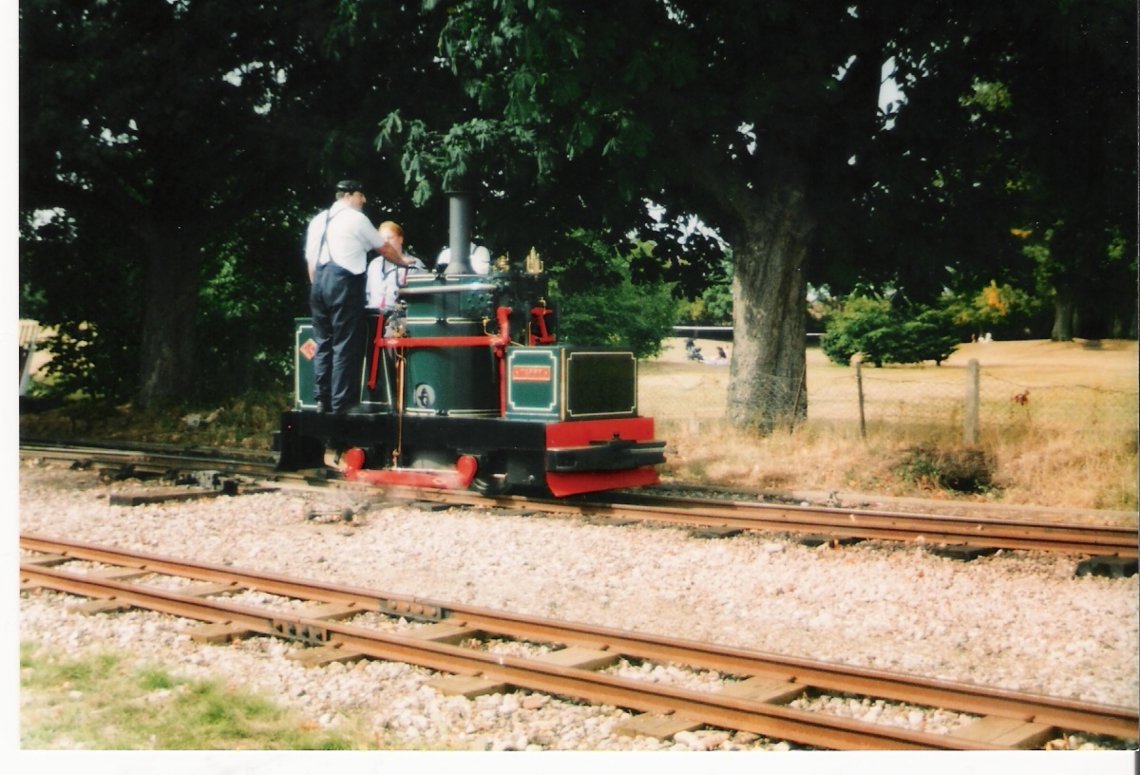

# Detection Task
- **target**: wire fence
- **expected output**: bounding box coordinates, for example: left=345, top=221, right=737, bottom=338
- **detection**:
left=806, top=359, right=1138, bottom=443
left=649, top=357, right=1137, bottom=445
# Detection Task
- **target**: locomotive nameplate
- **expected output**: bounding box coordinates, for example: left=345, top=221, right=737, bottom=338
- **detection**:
left=511, top=365, right=552, bottom=382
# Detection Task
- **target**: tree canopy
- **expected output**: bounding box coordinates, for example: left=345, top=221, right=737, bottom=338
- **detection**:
left=381, top=0, right=1136, bottom=428
left=19, top=0, right=451, bottom=404
left=19, top=0, right=1136, bottom=424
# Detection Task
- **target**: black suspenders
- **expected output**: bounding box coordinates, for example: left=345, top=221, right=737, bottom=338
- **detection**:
left=318, top=208, right=342, bottom=265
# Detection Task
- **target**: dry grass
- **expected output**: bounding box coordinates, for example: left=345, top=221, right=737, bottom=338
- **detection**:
left=19, top=338, right=1137, bottom=512
left=644, top=339, right=1138, bottom=512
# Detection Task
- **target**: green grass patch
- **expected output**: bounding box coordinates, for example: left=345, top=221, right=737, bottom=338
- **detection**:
left=20, top=642, right=365, bottom=750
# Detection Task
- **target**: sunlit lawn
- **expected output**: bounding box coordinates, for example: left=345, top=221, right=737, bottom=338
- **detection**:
left=642, top=339, right=1138, bottom=511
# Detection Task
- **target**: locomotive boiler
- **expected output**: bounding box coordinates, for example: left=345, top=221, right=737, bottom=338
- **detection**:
left=274, top=194, right=666, bottom=497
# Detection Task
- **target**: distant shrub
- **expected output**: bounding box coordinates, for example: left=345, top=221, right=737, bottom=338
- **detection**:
left=678, top=281, right=733, bottom=326
left=821, top=296, right=960, bottom=367
left=555, top=277, right=678, bottom=359
left=820, top=297, right=893, bottom=365
left=549, top=235, right=679, bottom=359
left=942, top=280, right=1050, bottom=340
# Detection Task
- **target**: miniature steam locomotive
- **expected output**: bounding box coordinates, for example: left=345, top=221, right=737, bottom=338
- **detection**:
left=273, top=195, right=666, bottom=497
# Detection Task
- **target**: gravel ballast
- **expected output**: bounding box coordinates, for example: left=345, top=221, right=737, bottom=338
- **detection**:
left=17, top=460, right=1139, bottom=751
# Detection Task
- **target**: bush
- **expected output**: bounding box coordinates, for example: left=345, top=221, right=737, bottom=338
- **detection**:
left=894, top=444, right=996, bottom=493
left=678, top=281, right=733, bottom=326
left=821, top=296, right=960, bottom=366
left=548, top=236, right=679, bottom=359
left=942, top=281, right=1049, bottom=340
left=555, top=278, right=678, bottom=359
left=893, top=307, right=961, bottom=366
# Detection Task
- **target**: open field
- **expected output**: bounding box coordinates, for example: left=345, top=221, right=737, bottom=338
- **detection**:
left=643, top=339, right=1138, bottom=512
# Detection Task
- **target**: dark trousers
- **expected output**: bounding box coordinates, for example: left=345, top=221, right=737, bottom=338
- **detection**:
left=310, top=262, right=366, bottom=413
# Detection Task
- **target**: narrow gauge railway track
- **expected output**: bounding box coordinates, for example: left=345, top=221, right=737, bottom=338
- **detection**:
left=20, top=439, right=281, bottom=479
left=20, top=535, right=1138, bottom=750
left=577, top=492, right=1140, bottom=559
left=20, top=440, right=1138, bottom=557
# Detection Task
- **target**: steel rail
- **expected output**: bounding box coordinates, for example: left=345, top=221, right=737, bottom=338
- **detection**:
left=570, top=497, right=1140, bottom=557
left=19, top=560, right=1000, bottom=750
left=328, top=486, right=1140, bottom=557
left=21, top=534, right=1137, bottom=741
left=19, top=440, right=278, bottom=478
left=19, top=440, right=1138, bottom=555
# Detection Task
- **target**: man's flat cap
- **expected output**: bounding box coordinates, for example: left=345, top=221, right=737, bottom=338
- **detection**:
left=335, top=179, right=365, bottom=194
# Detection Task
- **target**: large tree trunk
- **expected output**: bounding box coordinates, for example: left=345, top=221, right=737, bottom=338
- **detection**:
left=727, top=179, right=814, bottom=433
left=136, top=221, right=204, bottom=408
left=1050, top=284, right=1075, bottom=341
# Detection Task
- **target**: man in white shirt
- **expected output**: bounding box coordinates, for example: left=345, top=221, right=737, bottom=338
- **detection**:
left=304, top=180, right=412, bottom=415
left=434, top=242, right=492, bottom=274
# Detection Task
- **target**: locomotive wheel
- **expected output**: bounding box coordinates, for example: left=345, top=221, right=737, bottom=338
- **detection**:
left=470, top=452, right=509, bottom=496
left=474, top=473, right=509, bottom=496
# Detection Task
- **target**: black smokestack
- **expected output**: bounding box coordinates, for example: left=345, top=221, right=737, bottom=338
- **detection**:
left=446, top=191, right=472, bottom=275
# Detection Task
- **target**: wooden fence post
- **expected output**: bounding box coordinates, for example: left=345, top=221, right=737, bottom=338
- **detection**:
left=856, top=360, right=866, bottom=440
left=964, top=359, right=980, bottom=444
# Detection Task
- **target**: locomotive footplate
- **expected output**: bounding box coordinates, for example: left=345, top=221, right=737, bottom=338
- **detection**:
left=275, top=409, right=665, bottom=497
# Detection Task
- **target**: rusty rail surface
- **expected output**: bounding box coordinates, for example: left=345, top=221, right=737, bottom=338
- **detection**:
left=20, top=535, right=1138, bottom=749
left=571, top=493, right=1140, bottom=558
left=395, top=488, right=1137, bottom=558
